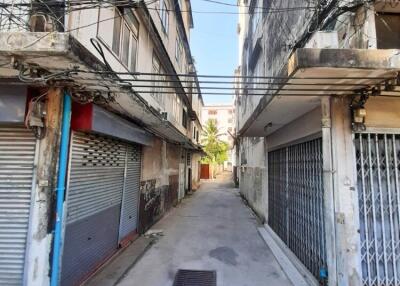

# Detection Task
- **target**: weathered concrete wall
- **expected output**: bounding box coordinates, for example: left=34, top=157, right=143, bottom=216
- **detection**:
left=26, top=88, right=63, bottom=286
left=191, top=153, right=201, bottom=190
left=237, top=0, right=378, bottom=130
left=330, top=97, right=363, bottom=286
left=140, top=139, right=183, bottom=232
left=239, top=137, right=268, bottom=220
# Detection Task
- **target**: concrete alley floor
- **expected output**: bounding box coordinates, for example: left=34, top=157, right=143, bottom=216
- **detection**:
left=117, top=174, right=292, bottom=286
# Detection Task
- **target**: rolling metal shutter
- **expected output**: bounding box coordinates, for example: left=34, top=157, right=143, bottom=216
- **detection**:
left=355, top=133, right=400, bottom=286
left=118, top=144, right=141, bottom=242
left=61, top=132, right=126, bottom=286
left=0, top=125, right=37, bottom=286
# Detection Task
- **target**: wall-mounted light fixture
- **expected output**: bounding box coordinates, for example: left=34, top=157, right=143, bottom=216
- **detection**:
left=350, top=90, right=369, bottom=132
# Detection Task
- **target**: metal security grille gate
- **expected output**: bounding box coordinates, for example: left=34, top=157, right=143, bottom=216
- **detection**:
left=61, top=132, right=142, bottom=286
left=355, top=133, right=400, bottom=286
left=118, top=144, right=141, bottom=242
left=0, top=125, right=37, bottom=285
left=268, top=138, right=327, bottom=282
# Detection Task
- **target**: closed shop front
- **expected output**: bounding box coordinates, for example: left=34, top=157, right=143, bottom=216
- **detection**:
left=60, top=132, right=142, bottom=286
left=355, top=132, right=400, bottom=286
left=268, top=138, right=327, bottom=283
left=0, top=125, right=37, bottom=285
left=118, top=144, right=141, bottom=244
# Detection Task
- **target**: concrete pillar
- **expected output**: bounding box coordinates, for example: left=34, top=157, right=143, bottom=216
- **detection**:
left=26, top=88, right=63, bottom=286
left=321, top=97, right=337, bottom=286
left=330, top=97, right=362, bottom=286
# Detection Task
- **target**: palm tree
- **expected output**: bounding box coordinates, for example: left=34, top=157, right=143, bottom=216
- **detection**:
left=201, top=119, right=229, bottom=178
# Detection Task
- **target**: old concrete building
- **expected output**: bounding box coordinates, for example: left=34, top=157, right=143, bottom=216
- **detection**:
left=0, top=1, right=203, bottom=285
left=202, top=104, right=235, bottom=170
left=235, top=0, right=400, bottom=285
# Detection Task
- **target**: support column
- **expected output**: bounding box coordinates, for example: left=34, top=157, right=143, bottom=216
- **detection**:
left=25, top=87, right=63, bottom=286
left=321, top=97, right=337, bottom=286
left=330, top=97, right=362, bottom=286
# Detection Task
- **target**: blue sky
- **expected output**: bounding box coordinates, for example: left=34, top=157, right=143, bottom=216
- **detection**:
left=190, top=0, right=238, bottom=105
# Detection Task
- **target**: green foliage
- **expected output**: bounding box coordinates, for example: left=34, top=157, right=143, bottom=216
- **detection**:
left=201, top=119, right=229, bottom=165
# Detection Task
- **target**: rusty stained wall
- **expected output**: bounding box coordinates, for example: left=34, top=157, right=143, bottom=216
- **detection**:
left=26, top=88, right=63, bottom=285
left=239, top=137, right=268, bottom=220
left=139, top=138, right=182, bottom=233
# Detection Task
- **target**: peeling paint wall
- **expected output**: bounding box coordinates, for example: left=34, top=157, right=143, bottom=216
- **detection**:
left=26, top=88, right=63, bottom=286
left=140, top=138, right=185, bottom=232
left=239, top=137, right=268, bottom=220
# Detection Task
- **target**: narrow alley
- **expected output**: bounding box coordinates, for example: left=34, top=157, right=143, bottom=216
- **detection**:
left=115, top=174, right=291, bottom=286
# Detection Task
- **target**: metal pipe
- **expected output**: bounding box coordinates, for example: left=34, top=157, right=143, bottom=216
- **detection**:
left=50, top=91, right=72, bottom=286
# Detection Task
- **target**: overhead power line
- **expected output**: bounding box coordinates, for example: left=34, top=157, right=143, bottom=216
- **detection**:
left=72, top=70, right=398, bottom=81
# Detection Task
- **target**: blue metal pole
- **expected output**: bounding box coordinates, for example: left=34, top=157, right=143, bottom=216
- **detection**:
left=50, top=91, right=72, bottom=286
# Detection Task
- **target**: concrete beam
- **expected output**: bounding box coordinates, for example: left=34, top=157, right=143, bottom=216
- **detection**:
left=288, top=48, right=400, bottom=75
left=239, top=48, right=400, bottom=137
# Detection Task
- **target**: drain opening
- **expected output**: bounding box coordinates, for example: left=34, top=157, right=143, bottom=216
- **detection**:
left=173, top=269, right=217, bottom=286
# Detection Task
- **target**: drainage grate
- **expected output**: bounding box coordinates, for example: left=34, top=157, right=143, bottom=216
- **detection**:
left=173, top=269, right=217, bottom=286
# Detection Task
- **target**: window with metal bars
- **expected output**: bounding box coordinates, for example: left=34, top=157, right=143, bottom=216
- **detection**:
left=268, top=138, right=327, bottom=283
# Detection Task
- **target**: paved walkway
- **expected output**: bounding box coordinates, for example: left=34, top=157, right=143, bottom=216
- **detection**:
left=117, top=174, right=292, bottom=286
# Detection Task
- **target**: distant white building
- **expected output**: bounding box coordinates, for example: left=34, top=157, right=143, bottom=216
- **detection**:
left=202, top=104, right=235, bottom=171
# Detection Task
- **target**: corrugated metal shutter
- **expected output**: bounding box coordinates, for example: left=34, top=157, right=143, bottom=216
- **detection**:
left=65, top=132, right=126, bottom=223
left=118, top=144, right=141, bottom=242
left=0, top=125, right=37, bottom=286
left=61, top=132, right=126, bottom=286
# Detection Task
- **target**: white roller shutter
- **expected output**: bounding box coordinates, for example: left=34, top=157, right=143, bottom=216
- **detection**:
left=61, top=132, right=142, bottom=286
left=61, top=132, right=126, bottom=286
left=65, top=132, right=126, bottom=223
left=0, top=125, right=37, bottom=286
left=118, top=144, right=141, bottom=242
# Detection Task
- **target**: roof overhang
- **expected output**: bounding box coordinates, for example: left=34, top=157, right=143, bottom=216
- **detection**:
left=0, top=32, right=195, bottom=145
left=239, top=48, right=400, bottom=137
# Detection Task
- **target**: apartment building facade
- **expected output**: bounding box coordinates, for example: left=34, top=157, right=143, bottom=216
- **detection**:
left=0, top=1, right=203, bottom=285
left=202, top=104, right=235, bottom=170
left=235, top=0, right=400, bottom=285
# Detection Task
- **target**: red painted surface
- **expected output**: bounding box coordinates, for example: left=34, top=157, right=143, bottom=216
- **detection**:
left=119, top=230, right=139, bottom=248
left=200, top=164, right=210, bottom=179
left=71, top=102, right=93, bottom=131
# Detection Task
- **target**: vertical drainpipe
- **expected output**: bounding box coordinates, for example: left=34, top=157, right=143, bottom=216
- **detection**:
left=50, top=91, right=72, bottom=286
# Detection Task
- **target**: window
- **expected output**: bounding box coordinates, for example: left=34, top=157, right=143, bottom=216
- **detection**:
left=172, top=94, right=180, bottom=123
left=193, top=126, right=196, bottom=138
left=375, top=13, right=400, bottom=49
left=196, top=131, right=199, bottom=142
left=208, top=110, right=217, bottom=115
left=151, top=54, right=165, bottom=106
left=228, top=118, right=233, bottom=124
left=159, top=0, right=169, bottom=33
left=250, top=0, right=260, bottom=35
left=175, top=32, right=183, bottom=66
left=182, top=108, right=188, bottom=129
left=110, top=8, right=139, bottom=71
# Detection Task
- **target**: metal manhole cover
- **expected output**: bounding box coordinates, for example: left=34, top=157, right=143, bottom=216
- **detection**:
left=173, top=269, right=217, bottom=286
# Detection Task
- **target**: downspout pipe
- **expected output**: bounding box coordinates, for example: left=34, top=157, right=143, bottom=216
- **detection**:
left=50, top=91, right=72, bottom=286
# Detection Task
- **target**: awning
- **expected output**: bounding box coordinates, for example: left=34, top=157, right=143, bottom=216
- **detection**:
left=0, top=32, right=200, bottom=149
left=239, top=48, right=400, bottom=137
